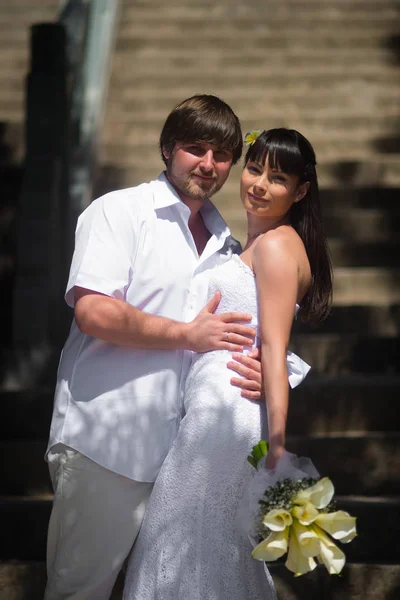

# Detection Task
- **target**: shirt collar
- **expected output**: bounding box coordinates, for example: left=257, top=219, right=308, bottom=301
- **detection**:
left=200, top=198, right=232, bottom=241
left=151, top=172, right=183, bottom=209
left=151, top=172, right=232, bottom=242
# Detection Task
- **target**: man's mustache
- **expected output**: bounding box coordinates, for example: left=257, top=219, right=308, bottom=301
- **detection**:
left=191, top=171, right=217, bottom=180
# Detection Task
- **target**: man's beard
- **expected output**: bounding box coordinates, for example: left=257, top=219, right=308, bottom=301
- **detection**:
left=180, top=172, right=221, bottom=201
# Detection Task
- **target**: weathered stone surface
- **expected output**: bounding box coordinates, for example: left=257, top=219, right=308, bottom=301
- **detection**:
left=290, top=334, right=400, bottom=373
left=1, top=561, right=400, bottom=600
left=287, top=374, right=400, bottom=434
left=1, top=373, right=399, bottom=440
left=0, top=560, right=124, bottom=599
left=0, top=433, right=399, bottom=497
left=270, top=563, right=400, bottom=600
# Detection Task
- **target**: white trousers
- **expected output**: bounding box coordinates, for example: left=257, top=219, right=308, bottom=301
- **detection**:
left=44, top=444, right=153, bottom=600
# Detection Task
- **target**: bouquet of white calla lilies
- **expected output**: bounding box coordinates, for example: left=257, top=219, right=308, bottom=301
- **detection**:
left=239, top=443, right=357, bottom=577
left=294, top=476, right=335, bottom=509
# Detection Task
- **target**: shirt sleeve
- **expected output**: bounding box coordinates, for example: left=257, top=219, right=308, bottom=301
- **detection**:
left=65, top=191, right=140, bottom=307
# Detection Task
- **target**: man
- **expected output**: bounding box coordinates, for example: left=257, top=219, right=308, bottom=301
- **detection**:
left=44, top=95, right=265, bottom=599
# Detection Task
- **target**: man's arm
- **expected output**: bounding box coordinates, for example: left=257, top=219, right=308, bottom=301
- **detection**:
left=74, top=287, right=257, bottom=353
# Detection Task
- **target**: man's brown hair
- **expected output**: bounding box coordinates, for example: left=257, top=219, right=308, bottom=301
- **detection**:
left=159, top=94, right=243, bottom=165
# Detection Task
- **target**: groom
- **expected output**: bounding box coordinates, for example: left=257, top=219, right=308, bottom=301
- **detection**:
left=44, top=94, right=265, bottom=599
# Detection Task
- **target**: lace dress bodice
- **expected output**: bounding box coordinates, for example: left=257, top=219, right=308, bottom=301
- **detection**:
left=187, top=253, right=306, bottom=402
left=208, top=253, right=262, bottom=347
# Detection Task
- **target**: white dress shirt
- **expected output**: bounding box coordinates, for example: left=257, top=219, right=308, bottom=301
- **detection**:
left=46, top=173, right=241, bottom=482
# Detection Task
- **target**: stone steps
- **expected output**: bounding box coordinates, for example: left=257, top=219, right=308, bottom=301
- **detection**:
left=227, top=206, right=400, bottom=243
left=2, top=373, right=399, bottom=438
left=116, top=36, right=399, bottom=54
left=0, top=7, right=57, bottom=45
left=0, top=433, right=398, bottom=497
left=293, top=306, right=400, bottom=336
left=0, top=492, right=399, bottom=561
left=101, top=124, right=400, bottom=150
left=100, top=139, right=400, bottom=167
left=1, top=0, right=57, bottom=7
left=331, top=240, right=400, bottom=267
left=250, top=237, right=400, bottom=268
left=289, top=435, right=400, bottom=496
left=129, top=13, right=399, bottom=25
left=110, top=47, right=399, bottom=67
left=130, top=0, right=398, bottom=7
left=0, top=494, right=398, bottom=564
left=0, top=497, right=400, bottom=563
left=0, top=561, right=47, bottom=600
left=107, top=63, right=400, bottom=82
left=0, top=441, right=51, bottom=496
left=211, top=184, right=400, bottom=237
left=0, top=0, right=58, bottom=164
left=99, top=0, right=400, bottom=211
left=0, top=46, right=397, bottom=69
left=102, top=120, right=400, bottom=154
left=104, top=107, right=400, bottom=126
left=105, top=89, right=400, bottom=116
left=116, top=22, right=399, bottom=40
left=290, top=334, right=400, bottom=374
left=228, top=237, right=400, bottom=267
left=330, top=267, right=400, bottom=306
left=120, top=3, right=400, bottom=19
left=0, top=496, right=51, bottom=561
left=0, top=560, right=124, bottom=600
left=319, top=189, right=400, bottom=210
left=1, top=561, right=399, bottom=600
left=271, top=562, right=400, bottom=600
left=95, top=161, right=400, bottom=194
left=288, top=374, right=400, bottom=434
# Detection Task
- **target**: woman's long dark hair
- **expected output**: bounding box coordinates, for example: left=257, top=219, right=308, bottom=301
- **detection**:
left=245, top=128, right=332, bottom=324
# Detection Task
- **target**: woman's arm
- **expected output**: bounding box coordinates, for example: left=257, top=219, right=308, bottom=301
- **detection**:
left=252, top=233, right=300, bottom=468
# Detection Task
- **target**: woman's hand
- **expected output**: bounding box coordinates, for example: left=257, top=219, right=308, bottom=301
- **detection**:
left=264, top=446, right=285, bottom=470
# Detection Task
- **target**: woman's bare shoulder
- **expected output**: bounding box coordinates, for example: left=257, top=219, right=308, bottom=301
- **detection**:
left=254, top=226, right=303, bottom=259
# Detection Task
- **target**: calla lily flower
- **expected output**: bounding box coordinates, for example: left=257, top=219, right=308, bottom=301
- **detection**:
left=294, top=477, right=335, bottom=509
left=312, top=524, right=346, bottom=575
left=252, top=528, right=289, bottom=561
left=263, top=508, right=293, bottom=531
left=291, top=501, right=319, bottom=525
left=285, top=527, right=317, bottom=576
left=292, top=520, right=320, bottom=558
left=315, top=510, right=357, bottom=543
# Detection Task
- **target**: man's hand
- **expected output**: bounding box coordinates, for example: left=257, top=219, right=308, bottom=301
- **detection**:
left=185, top=292, right=256, bottom=353
left=227, top=348, right=264, bottom=400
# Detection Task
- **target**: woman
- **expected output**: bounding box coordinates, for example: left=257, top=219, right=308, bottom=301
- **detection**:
left=123, top=128, right=332, bottom=599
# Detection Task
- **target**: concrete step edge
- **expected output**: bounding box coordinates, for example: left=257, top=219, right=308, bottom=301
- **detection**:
left=2, top=493, right=399, bottom=505
left=117, top=8, right=400, bottom=21
left=116, top=24, right=400, bottom=36
left=287, top=431, right=400, bottom=442
left=2, top=560, right=397, bottom=600
left=101, top=126, right=400, bottom=143
left=105, top=86, right=400, bottom=101
left=105, top=111, right=400, bottom=126
left=108, top=64, right=400, bottom=78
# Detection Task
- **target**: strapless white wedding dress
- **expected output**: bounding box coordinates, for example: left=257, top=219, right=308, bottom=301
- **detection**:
left=123, top=254, right=310, bottom=600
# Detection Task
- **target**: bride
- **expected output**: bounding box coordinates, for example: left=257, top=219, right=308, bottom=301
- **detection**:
left=123, top=128, right=332, bottom=599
